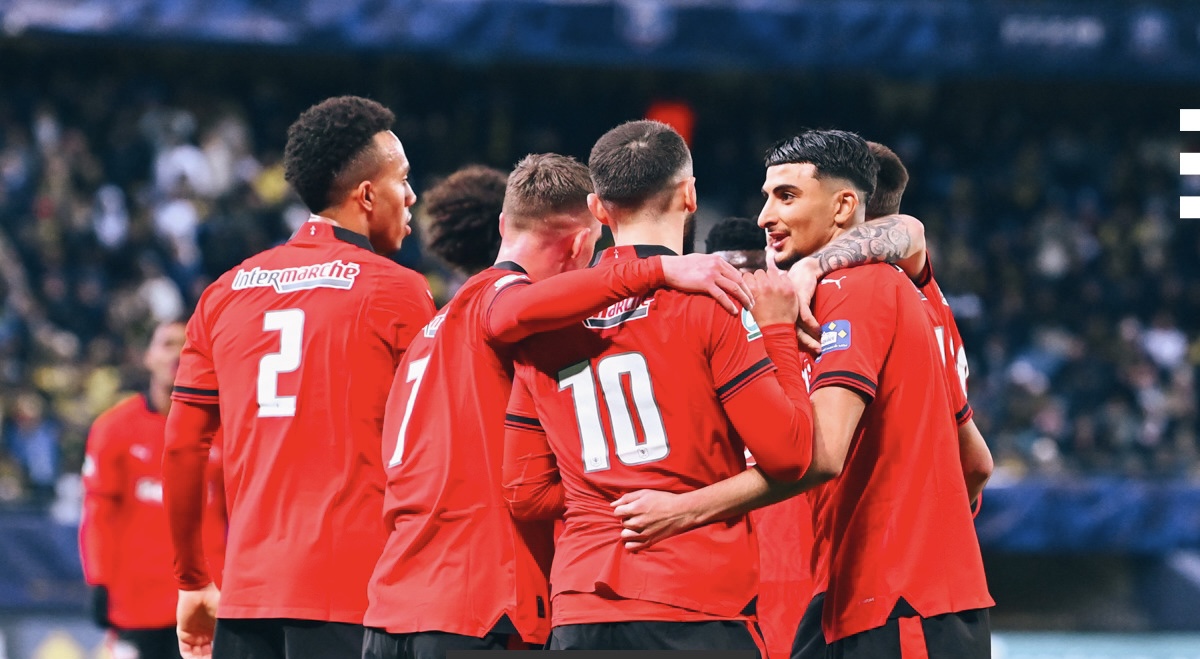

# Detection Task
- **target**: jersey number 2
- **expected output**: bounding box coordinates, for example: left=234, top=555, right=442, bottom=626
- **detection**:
left=257, top=309, right=304, bottom=418
left=558, top=352, right=669, bottom=472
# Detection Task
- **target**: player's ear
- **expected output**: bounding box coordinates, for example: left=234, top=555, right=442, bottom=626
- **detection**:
left=587, top=193, right=612, bottom=227
left=568, top=224, right=593, bottom=261
left=498, top=212, right=508, bottom=238
left=682, top=176, right=698, bottom=214
left=832, top=189, right=858, bottom=228
left=355, top=180, right=374, bottom=211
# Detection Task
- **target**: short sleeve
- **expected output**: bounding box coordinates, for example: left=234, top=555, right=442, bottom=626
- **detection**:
left=173, top=289, right=220, bottom=405
left=374, top=270, right=437, bottom=363
left=707, top=303, right=775, bottom=404
left=809, top=270, right=897, bottom=403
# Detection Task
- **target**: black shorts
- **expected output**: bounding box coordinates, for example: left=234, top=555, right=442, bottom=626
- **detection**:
left=792, top=594, right=991, bottom=659
left=113, top=626, right=182, bottom=659
left=361, top=628, right=510, bottom=659
left=549, top=620, right=764, bottom=655
left=213, top=618, right=365, bottom=659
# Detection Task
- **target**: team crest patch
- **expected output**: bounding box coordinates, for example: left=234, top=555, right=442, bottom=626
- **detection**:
left=820, top=320, right=852, bottom=354
left=741, top=308, right=762, bottom=341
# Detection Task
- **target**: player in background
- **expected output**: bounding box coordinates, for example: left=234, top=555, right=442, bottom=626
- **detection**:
left=502, top=120, right=815, bottom=653
left=420, top=164, right=509, bottom=276
left=81, top=320, right=226, bottom=659
left=363, top=154, right=755, bottom=659
left=163, top=96, right=436, bottom=659
left=706, top=217, right=768, bottom=273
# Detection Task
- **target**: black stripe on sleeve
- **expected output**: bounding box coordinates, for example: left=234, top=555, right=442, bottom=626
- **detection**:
left=504, top=413, right=543, bottom=432
left=811, top=370, right=877, bottom=403
left=956, top=403, right=973, bottom=424
left=716, top=357, right=773, bottom=401
left=173, top=385, right=219, bottom=398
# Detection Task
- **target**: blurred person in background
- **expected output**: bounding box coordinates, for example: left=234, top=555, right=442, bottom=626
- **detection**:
left=705, top=217, right=767, bottom=273
left=80, top=320, right=226, bottom=659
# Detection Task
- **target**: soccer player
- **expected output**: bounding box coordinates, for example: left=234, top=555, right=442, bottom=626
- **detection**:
left=363, top=153, right=755, bottom=659
left=502, top=120, right=816, bottom=653
left=163, top=96, right=436, bottom=659
left=706, top=217, right=768, bottom=273
left=81, top=320, right=226, bottom=659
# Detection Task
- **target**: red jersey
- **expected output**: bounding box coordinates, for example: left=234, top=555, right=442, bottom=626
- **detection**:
left=171, top=221, right=435, bottom=622
left=80, top=393, right=226, bottom=630
left=914, top=259, right=972, bottom=427
left=504, top=245, right=814, bottom=626
left=802, top=264, right=992, bottom=643
left=366, top=256, right=676, bottom=642
left=749, top=489, right=814, bottom=659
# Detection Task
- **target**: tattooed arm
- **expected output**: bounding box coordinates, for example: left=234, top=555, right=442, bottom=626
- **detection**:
left=787, top=214, right=926, bottom=296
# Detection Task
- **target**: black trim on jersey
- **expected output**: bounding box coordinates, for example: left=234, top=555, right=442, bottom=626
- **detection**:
left=141, top=390, right=159, bottom=415
left=914, top=257, right=934, bottom=288
left=956, top=403, right=972, bottom=424
left=811, top=370, right=877, bottom=403
left=330, top=225, right=374, bottom=251
left=173, top=385, right=219, bottom=397
left=493, top=261, right=528, bottom=274
left=716, top=357, right=773, bottom=400
left=632, top=244, right=677, bottom=258
left=504, top=413, right=543, bottom=430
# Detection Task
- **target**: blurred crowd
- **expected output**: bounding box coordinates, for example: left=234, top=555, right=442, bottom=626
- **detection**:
left=0, top=44, right=1194, bottom=509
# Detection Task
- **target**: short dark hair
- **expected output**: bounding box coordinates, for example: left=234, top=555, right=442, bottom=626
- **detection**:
left=284, top=96, right=395, bottom=213
left=706, top=217, right=766, bottom=253
left=503, top=153, right=593, bottom=231
left=865, top=141, right=909, bottom=218
left=422, top=165, right=508, bottom=273
left=588, top=120, right=691, bottom=208
left=764, top=129, right=878, bottom=204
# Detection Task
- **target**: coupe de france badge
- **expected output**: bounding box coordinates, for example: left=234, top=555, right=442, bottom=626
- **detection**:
left=742, top=308, right=762, bottom=341
left=821, top=320, right=852, bottom=354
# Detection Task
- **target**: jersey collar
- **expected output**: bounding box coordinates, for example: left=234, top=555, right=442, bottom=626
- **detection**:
left=293, top=217, right=375, bottom=252
left=493, top=261, right=528, bottom=274
left=592, top=244, right=678, bottom=266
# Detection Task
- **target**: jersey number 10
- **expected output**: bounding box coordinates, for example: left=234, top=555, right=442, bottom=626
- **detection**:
left=558, top=352, right=670, bottom=473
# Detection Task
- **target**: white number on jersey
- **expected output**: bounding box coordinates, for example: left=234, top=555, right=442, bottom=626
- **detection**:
left=257, top=309, right=305, bottom=418
left=934, top=325, right=970, bottom=396
left=388, top=356, right=430, bottom=467
left=558, top=352, right=669, bottom=472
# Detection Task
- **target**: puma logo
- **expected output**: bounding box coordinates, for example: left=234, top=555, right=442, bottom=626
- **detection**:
left=821, top=276, right=847, bottom=290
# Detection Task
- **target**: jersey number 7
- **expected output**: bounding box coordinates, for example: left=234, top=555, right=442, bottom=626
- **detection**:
left=558, top=352, right=670, bottom=473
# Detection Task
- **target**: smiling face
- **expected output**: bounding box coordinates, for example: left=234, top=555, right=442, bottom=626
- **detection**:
left=757, top=162, right=844, bottom=268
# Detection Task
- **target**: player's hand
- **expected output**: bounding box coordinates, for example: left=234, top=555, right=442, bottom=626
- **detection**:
left=785, top=256, right=823, bottom=356
left=743, top=255, right=802, bottom=329
left=660, top=254, right=754, bottom=316
left=612, top=489, right=701, bottom=552
left=177, top=583, right=220, bottom=659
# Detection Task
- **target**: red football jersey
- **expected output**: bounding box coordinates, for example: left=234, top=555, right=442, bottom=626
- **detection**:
left=80, top=393, right=225, bottom=630
left=750, top=493, right=814, bottom=659
left=172, top=221, right=435, bottom=622
left=504, top=245, right=813, bottom=626
left=366, top=265, right=555, bottom=641
left=914, top=259, right=972, bottom=427
left=802, top=264, right=992, bottom=643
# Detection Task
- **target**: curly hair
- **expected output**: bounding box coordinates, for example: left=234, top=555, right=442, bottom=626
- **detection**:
left=283, top=96, right=395, bottom=213
left=422, top=165, right=508, bottom=273
left=706, top=216, right=766, bottom=253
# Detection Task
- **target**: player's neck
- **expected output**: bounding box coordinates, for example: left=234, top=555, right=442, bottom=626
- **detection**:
left=148, top=382, right=172, bottom=416
left=495, top=237, right=563, bottom=282
left=310, top=211, right=368, bottom=240
left=610, top=219, right=684, bottom=256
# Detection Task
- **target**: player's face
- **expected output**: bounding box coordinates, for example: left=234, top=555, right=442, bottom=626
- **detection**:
left=144, top=322, right=186, bottom=386
left=367, top=131, right=417, bottom=254
left=758, top=163, right=840, bottom=268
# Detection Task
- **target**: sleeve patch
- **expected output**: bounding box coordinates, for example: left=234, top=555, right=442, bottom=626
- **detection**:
left=741, top=308, right=762, bottom=341
left=818, top=320, right=852, bottom=356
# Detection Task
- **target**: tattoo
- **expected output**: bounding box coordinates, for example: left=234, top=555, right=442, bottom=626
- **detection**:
left=811, top=216, right=912, bottom=276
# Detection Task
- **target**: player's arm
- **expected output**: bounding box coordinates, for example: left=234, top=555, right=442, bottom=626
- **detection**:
left=487, top=254, right=753, bottom=344
left=959, top=418, right=992, bottom=511
left=502, top=371, right=566, bottom=521
left=79, top=416, right=123, bottom=628
left=163, top=400, right=220, bottom=590
left=788, top=214, right=926, bottom=294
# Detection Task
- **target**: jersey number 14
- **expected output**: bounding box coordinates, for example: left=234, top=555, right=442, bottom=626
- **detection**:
left=558, top=352, right=670, bottom=473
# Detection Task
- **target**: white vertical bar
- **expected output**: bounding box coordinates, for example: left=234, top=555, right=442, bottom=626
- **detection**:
left=1182, top=110, right=1200, bottom=132
left=1182, top=153, right=1200, bottom=175
left=1181, top=197, right=1200, bottom=218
